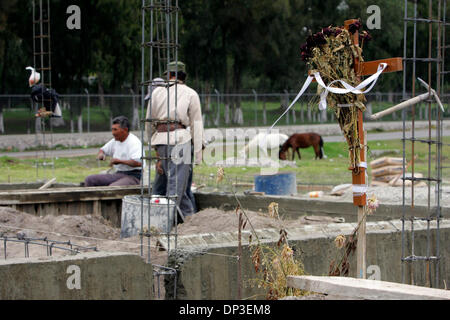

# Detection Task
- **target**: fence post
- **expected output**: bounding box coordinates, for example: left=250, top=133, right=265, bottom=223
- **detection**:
left=320, top=107, right=327, bottom=123
left=252, top=89, right=258, bottom=127
left=262, top=95, right=267, bottom=125
left=214, top=89, right=220, bottom=126
left=130, top=88, right=140, bottom=131
left=84, top=89, right=90, bottom=133
left=284, top=90, right=290, bottom=125
left=300, top=102, right=304, bottom=123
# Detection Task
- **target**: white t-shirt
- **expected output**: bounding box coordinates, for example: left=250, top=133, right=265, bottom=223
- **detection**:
left=101, top=133, right=143, bottom=172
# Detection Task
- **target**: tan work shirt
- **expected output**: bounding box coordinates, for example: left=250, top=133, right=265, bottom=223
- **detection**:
left=145, top=82, right=204, bottom=164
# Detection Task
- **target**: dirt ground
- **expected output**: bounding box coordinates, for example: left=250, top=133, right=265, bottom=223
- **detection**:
left=1, top=184, right=447, bottom=263
left=0, top=205, right=347, bottom=300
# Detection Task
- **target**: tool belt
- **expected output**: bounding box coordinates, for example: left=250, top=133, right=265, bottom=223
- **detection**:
left=156, top=122, right=186, bottom=132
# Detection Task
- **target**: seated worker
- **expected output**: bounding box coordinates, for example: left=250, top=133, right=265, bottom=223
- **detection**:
left=84, top=116, right=143, bottom=187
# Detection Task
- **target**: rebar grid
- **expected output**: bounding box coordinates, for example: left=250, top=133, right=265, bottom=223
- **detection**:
left=401, top=0, right=447, bottom=288
left=32, top=0, right=55, bottom=180
left=0, top=234, right=97, bottom=259
left=141, top=0, right=180, bottom=299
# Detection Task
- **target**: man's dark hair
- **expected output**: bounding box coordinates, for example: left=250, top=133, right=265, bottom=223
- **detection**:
left=169, top=71, right=187, bottom=82
left=112, top=116, right=130, bottom=131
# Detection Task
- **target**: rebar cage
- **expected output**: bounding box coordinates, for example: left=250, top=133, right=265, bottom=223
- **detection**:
left=401, top=0, right=449, bottom=288
left=32, top=0, right=55, bottom=180
left=140, top=0, right=181, bottom=299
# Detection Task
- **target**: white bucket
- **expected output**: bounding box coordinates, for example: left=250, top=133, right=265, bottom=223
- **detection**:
left=121, top=195, right=176, bottom=238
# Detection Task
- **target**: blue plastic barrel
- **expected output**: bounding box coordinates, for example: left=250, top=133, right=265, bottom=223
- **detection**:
left=254, top=172, right=297, bottom=196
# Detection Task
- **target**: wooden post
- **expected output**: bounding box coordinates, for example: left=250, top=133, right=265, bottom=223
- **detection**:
left=237, top=209, right=243, bottom=300
left=311, top=19, right=402, bottom=279
left=357, top=131, right=368, bottom=279
left=345, top=19, right=367, bottom=278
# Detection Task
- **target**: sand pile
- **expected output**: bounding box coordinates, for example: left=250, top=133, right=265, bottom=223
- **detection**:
left=0, top=206, right=343, bottom=260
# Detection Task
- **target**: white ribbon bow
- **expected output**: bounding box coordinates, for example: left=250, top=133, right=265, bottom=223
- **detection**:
left=270, top=63, right=388, bottom=130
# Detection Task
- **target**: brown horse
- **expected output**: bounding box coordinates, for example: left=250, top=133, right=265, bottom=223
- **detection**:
left=279, top=133, right=324, bottom=160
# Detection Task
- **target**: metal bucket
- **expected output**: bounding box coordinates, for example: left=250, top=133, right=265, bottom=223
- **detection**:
left=254, top=172, right=297, bottom=196
left=121, top=195, right=176, bottom=238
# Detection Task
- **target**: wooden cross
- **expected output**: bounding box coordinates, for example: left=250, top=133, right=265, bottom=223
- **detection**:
left=343, top=19, right=403, bottom=279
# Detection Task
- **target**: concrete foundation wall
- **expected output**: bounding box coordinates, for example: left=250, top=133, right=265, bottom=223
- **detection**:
left=170, top=219, right=450, bottom=300
left=2, top=188, right=446, bottom=228
left=0, top=252, right=153, bottom=300
left=195, top=192, right=449, bottom=222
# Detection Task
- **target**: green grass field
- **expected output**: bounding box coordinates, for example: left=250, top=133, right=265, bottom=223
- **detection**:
left=3, top=99, right=449, bottom=134
left=1, top=137, right=448, bottom=187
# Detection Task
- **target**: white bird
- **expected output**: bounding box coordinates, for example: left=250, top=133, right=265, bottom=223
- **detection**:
left=26, top=66, right=40, bottom=87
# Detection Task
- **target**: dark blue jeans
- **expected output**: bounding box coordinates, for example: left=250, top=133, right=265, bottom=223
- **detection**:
left=153, top=142, right=197, bottom=217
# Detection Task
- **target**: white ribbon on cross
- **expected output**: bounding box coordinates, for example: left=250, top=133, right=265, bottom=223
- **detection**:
left=270, top=63, right=388, bottom=131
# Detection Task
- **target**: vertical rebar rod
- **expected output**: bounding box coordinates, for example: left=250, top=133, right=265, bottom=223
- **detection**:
left=434, top=0, right=444, bottom=288
left=401, top=0, right=408, bottom=284
left=411, top=0, right=417, bottom=209
left=140, top=0, right=146, bottom=258
left=165, top=0, right=171, bottom=258
left=148, top=0, right=155, bottom=264
left=174, top=0, right=179, bottom=262
left=32, top=0, right=39, bottom=180
left=39, top=0, right=47, bottom=180
left=426, top=0, right=433, bottom=287
left=47, top=0, right=55, bottom=179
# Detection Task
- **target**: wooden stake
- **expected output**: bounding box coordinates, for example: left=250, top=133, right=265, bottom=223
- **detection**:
left=237, top=209, right=243, bottom=300
left=357, top=205, right=367, bottom=279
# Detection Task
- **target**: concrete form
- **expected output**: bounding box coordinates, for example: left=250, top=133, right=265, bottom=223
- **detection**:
left=0, top=185, right=141, bottom=227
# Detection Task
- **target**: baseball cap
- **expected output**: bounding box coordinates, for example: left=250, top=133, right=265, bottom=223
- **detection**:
left=164, top=61, right=186, bottom=74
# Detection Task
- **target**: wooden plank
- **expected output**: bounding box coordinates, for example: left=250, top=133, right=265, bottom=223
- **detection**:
left=287, top=276, right=450, bottom=300
left=0, top=186, right=141, bottom=205
left=38, top=178, right=57, bottom=190
left=357, top=57, right=403, bottom=76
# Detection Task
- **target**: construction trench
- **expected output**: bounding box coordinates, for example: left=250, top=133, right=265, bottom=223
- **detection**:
left=0, top=0, right=448, bottom=300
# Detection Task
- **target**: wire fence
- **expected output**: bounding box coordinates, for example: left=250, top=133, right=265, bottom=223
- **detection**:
left=0, top=91, right=449, bottom=135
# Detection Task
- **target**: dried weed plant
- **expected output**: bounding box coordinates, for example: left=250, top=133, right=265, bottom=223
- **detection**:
left=233, top=197, right=308, bottom=300
left=301, top=21, right=372, bottom=170
left=216, top=167, right=225, bottom=183
left=328, top=199, right=379, bottom=276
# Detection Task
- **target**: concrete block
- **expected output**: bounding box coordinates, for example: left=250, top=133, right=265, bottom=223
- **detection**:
left=287, top=275, right=450, bottom=300
left=0, top=252, right=153, bottom=300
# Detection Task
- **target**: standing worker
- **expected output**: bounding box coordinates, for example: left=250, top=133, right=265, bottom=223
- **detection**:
left=145, top=61, right=204, bottom=218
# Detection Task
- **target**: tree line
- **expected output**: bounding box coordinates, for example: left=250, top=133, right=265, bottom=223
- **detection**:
left=0, top=0, right=447, bottom=97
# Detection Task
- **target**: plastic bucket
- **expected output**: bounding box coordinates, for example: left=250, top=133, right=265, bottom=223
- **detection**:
left=121, top=195, right=176, bottom=238
left=254, top=172, right=297, bottom=196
